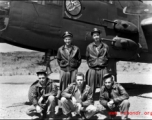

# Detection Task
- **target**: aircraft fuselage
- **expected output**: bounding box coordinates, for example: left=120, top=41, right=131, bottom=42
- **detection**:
left=0, top=1, right=152, bottom=63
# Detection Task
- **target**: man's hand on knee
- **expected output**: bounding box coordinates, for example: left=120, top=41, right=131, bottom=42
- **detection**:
left=84, top=105, right=97, bottom=119
left=76, top=103, right=82, bottom=115
left=39, top=103, right=46, bottom=109
left=86, top=105, right=97, bottom=112
left=36, top=105, right=43, bottom=113
left=107, top=100, right=115, bottom=110
left=72, top=96, right=77, bottom=104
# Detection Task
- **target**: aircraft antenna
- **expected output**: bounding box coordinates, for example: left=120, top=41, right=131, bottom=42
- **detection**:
left=118, top=0, right=124, bottom=9
left=32, top=2, right=40, bottom=17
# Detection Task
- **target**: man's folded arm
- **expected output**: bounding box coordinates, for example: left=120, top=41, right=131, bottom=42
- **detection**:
left=61, top=84, right=73, bottom=99
left=99, top=86, right=108, bottom=107
left=113, top=84, right=129, bottom=103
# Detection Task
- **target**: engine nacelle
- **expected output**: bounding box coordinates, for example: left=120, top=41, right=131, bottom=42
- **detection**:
left=141, top=17, right=152, bottom=53
left=112, top=36, right=139, bottom=50
left=113, top=19, right=139, bottom=43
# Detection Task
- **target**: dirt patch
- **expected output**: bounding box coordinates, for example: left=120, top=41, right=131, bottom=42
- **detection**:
left=0, top=75, right=152, bottom=119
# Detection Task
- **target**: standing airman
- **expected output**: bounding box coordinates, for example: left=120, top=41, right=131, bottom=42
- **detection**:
left=86, top=28, right=110, bottom=99
left=56, top=31, right=81, bottom=115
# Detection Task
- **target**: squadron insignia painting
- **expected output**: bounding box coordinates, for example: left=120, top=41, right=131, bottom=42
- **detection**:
left=0, top=0, right=152, bottom=119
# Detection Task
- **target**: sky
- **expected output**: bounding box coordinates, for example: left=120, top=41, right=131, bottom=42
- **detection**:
left=0, top=1, right=152, bottom=52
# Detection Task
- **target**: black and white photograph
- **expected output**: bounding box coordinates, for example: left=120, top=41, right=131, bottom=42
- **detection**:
left=0, top=0, right=152, bottom=119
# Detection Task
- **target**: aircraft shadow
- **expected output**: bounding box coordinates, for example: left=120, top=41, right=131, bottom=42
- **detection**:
left=121, top=83, right=152, bottom=98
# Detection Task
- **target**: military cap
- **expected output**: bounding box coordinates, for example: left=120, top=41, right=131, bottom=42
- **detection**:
left=103, top=73, right=113, bottom=80
left=91, top=28, right=101, bottom=36
left=62, top=31, right=73, bottom=38
left=36, top=69, right=47, bottom=75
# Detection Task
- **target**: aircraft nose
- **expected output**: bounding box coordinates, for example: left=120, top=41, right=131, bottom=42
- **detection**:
left=0, top=1, right=10, bottom=31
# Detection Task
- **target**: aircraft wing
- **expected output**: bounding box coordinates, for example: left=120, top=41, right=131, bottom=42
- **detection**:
left=123, top=3, right=152, bottom=15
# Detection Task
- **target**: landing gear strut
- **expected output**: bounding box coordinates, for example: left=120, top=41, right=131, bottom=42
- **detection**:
left=43, top=50, right=57, bottom=75
left=28, top=49, right=57, bottom=103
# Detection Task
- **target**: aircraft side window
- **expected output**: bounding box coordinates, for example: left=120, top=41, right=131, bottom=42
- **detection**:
left=28, top=0, right=38, bottom=2
left=28, top=0, right=44, bottom=5
left=101, top=0, right=113, bottom=4
left=28, top=0, right=62, bottom=5
left=108, top=0, right=113, bottom=4
left=45, top=0, right=62, bottom=5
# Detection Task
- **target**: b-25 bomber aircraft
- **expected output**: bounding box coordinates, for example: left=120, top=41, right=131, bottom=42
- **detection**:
left=0, top=0, right=152, bottom=78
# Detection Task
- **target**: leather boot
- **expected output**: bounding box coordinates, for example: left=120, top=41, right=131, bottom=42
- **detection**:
left=64, top=113, right=72, bottom=120
left=55, top=108, right=63, bottom=116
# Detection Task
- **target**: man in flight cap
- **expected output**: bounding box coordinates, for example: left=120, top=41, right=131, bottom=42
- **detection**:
left=56, top=31, right=81, bottom=115
left=60, top=72, right=97, bottom=120
left=86, top=28, right=110, bottom=99
left=26, top=69, right=60, bottom=119
left=98, top=73, right=130, bottom=120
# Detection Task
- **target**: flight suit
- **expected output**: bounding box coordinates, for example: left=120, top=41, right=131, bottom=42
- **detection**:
left=57, top=45, right=81, bottom=92
left=86, top=42, right=109, bottom=99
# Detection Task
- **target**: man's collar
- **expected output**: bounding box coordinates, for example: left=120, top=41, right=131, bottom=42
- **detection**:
left=37, top=82, right=43, bottom=87
left=62, top=45, right=73, bottom=50
left=112, top=83, right=117, bottom=89
left=93, top=42, right=103, bottom=47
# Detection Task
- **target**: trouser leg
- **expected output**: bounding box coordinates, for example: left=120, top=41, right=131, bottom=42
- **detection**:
left=58, top=70, right=77, bottom=113
left=58, top=70, right=65, bottom=112
left=83, top=104, right=98, bottom=119
left=98, top=68, right=108, bottom=88
left=26, top=105, right=43, bottom=117
left=59, top=70, right=70, bottom=92
left=46, top=95, right=56, bottom=115
left=26, top=105, right=37, bottom=116
left=96, top=104, right=110, bottom=115
left=70, top=69, right=78, bottom=83
left=60, top=97, right=76, bottom=115
left=96, top=103, right=118, bottom=119
left=86, top=68, right=108, bottom=99
left=86, top=69, right=96, bottom=99
left=59, top=69, right=77, bottom=92
left=119, top=100, right=130, bottom=119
